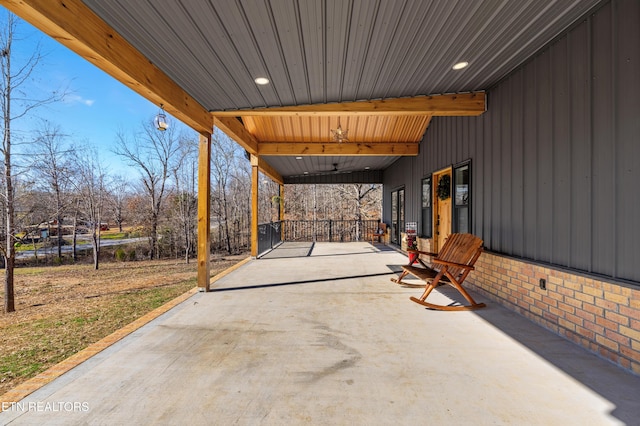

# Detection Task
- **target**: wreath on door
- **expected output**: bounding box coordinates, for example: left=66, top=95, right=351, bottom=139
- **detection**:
left=437, top=174, right=451, bottom=200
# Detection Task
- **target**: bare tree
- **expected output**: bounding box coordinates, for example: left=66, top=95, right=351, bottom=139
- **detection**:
left=258, top=176, right=279, bottom=223
left=114, top=118, right=180, bottom=259
left=12, top=180, right=48, bottom=260
left=0, top=12, right=63, bottom=312
left=171, top=136, right=197, bottom=263
left=228, top=162, right=251, bottom=251
left=337, top=184, right=380, bottom=240
left=75, top=147, right=106, bottom=269
left=30, top=121, right=74, bottom=259
left=210, top=130, right=238, bottom=254
left=69, top=194, right=82, bottom=262
left=106, top=175, right=129, bottom=233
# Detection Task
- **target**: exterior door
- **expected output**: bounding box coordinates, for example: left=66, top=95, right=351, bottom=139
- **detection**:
left=433, top=168, right=452, bottom=252
left=391, top=188, right=404, bottom=245
left=398, top=188, right=405, bottom=245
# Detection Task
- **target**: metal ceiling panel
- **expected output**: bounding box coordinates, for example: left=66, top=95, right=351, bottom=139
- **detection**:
left=265, top=155, right=399, bottom=179
left=79, top=0, right=604, bottom=180
left=83, top=0, right=603, bottom=111
left=447, top=0, right=603, bottom=93
left=297, top=0, right=325, bottom=103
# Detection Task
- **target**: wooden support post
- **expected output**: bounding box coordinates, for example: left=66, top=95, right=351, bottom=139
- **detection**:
left=197, top=133, right=211, bottom=291
left=251, top=154, right=259, bottom=257
left=279, top=184, right=285, bottom=240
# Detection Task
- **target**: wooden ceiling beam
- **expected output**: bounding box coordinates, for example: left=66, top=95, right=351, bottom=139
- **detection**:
left=255, top=157, right=283, bottom=185
left=211, top=92, right=485, bottom=117
left=213, top=117, right=280, bottom=182
left=3, top=0, right=212, bottom=135
left=213, top=116, right=259, bottom=154
left=258, top=142, right=419, bottom=156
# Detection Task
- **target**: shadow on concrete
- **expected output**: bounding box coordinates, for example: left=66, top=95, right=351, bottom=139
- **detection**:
left=421, top=284, right=640, bottom=425
left=211, top=271, right=394, bottom=293
left=370, top=244, right=397, bottom=252
left=259, top=242, right=314, bottom=259
left=308, top=251, right=384, bottom=258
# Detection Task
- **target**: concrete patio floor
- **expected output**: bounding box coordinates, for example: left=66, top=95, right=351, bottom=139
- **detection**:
left=1, top=242, right=639, bottom=425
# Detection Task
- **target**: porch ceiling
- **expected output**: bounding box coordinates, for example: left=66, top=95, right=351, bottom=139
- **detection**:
left=4, top=0, right=603, bottom=182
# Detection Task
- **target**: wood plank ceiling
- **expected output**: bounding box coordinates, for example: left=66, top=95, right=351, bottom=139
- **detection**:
left=3, top=0, right=604, bottom=182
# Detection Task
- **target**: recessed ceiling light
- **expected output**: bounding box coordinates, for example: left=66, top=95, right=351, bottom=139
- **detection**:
left=304, top=171, right=309, bottom=175
left=452, top=61, right=469, bottom=70
left=295, top=156, right=302, bottom=160
left=254, top=77, right=269, bottom=85
left=365, top=166, right=370, bottom=170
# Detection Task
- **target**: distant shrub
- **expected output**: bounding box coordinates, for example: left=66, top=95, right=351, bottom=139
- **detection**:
left=53, top=256, right=63, bottom=266
left=114, top=248, right=126, bottom=262
left=128, top=226, right=146, bottom=238
left=127, top=249, right=136, bottom=261
left=138, top=246, right=150, bottom=259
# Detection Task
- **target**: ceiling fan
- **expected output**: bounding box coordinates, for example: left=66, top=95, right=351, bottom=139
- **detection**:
left=315, top=163, right=341, bottom=175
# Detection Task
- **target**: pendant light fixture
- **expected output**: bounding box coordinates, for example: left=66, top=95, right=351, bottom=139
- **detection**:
left=154, top=104, right=169, bottom=131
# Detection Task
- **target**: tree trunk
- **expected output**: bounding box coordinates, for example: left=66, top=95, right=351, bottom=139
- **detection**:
left=116, top=204, right=123, bottom=233
left=150, top=213, right=158, bottom=260
left=72, top=207, right=78, bottom=262
left=56, top=192, right=63, bottom=260
left=222, top=192, right=232, bottom=254
left=217, top=204, right=223, bottom=251
left=4, top=253, right=14, bottom=312
left=313, top=185, right=317, bottom=242
left=183, top=218, right=190, bottom=264
left=355, top=185, right=362, bottom=241
left=32, top=235, right=38, bottom=262
left=4, top=129, right=15, bottom=312
left=91, top=227, right=99, bottom=270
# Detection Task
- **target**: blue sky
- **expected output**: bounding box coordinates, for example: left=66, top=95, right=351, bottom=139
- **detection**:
left=7, top=12, right=193, bottom=176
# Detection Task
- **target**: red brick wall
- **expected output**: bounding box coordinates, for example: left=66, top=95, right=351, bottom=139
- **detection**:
left=470, top=252, right=640, bottom=375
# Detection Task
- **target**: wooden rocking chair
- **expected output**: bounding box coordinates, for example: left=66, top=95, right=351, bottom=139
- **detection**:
left=390, top=249, right=440, bottom=287
left=394, top=233, right=486, bottom=311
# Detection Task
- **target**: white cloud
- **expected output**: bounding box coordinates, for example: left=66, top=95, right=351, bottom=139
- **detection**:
left=64, top=93, right=95, bottom=107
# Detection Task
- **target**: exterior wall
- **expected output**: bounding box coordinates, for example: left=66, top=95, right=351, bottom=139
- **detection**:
left=383, top=0, right=640, bottom=373
left=471, top=253, right=640, bottom=375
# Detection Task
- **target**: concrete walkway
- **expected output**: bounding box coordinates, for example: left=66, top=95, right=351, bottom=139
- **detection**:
left=1, top=242, right=639, bottom=425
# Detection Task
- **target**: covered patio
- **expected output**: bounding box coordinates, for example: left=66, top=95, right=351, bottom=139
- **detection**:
left=1, top=243, right=639, bottom=424
left=3, top=0, right=640, bottom=418
left=1, top=0, right=602, bottom=288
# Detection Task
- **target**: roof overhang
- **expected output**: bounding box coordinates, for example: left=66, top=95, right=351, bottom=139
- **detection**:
left=212, top=92, right=485, bottom=183
left=2, top=0, right=602, bottom=183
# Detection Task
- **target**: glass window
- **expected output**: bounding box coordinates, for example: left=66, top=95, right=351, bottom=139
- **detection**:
left=391, top=188, right=404, bottom=245
left=453, top=162, right=470, bottom=234
left=399, top=188, right=405, bottom=241
left=421, top=177, right=432, bottom=237
left=391, top=191, right=398, bottom=244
